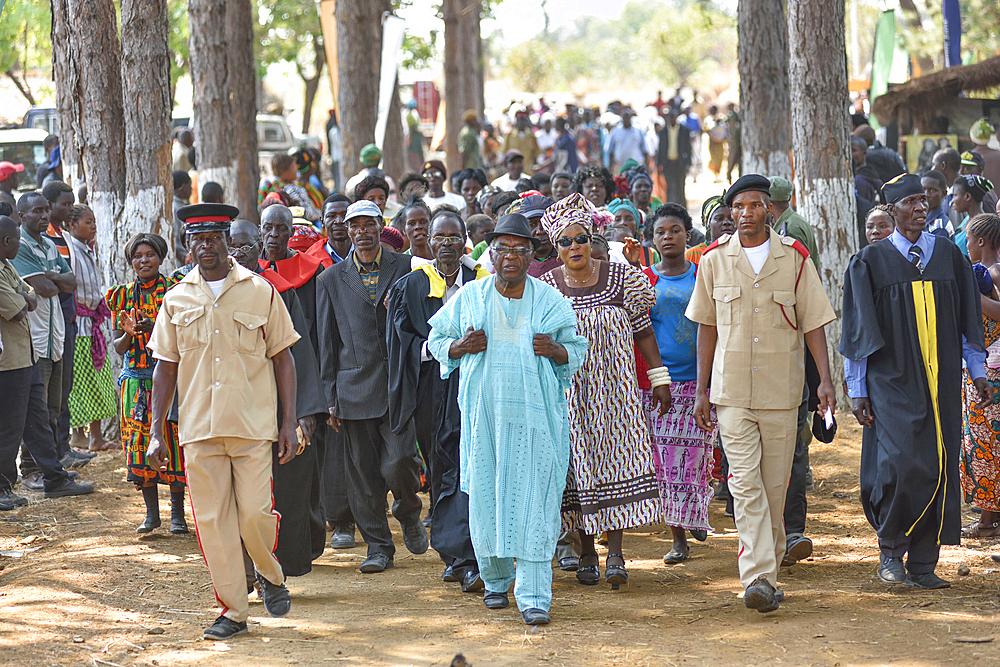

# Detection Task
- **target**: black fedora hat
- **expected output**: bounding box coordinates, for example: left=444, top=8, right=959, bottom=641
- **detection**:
left=485, top=213, right=541, bottom=250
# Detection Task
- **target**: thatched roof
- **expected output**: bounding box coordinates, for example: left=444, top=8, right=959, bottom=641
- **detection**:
left=871, top=55, right=1000, bottom=125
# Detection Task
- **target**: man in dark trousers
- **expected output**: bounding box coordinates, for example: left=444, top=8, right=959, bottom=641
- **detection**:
left=842, top=173, right=992, bottom=589
left=657, top=109, right=692, bottom=206
left=316, top=199, right=429, bottom=574
left=387, top=208, right=487, bottom=592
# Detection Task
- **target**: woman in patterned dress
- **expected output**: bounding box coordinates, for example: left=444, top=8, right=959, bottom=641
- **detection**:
left=641, top=204, right=717, bottom=564
left=539, top=193, right=673, bottom=589
left=106, top=233, right=187, bottom=535
left=961, top=213, right=1000, bottom=538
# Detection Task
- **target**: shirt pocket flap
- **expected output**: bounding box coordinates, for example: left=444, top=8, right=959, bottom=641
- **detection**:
left=712, top=285, right=741, bottom=303
left=233, top=311, right=268, bottom=332
left=773, top=290, right=796, bottom=308
left=171, top=305, right=205, bottom=327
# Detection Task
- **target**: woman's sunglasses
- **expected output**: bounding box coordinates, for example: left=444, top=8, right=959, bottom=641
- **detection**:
left=555, top=234, right=592, bottom=248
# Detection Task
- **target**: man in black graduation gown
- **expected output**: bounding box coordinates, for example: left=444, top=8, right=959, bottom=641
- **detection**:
left=231, top=219, right=329, bottom=576
left=386, top=209, right=485, bottom=593
left=841, top=173, right=993, bottom=589
left=258, top=205, right=331, bottom=560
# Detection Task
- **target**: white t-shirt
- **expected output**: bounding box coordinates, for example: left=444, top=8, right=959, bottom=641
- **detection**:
left=424, top=191, right=467, bottom=212
left=491, top=174, right=523, bottom=191
left=742, top=239, right=771, bottom=275
left=207, top=278, right=227, bottom=299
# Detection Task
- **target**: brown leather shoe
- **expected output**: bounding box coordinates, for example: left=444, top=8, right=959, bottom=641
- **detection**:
left=744, top=574, right=779, bottom=613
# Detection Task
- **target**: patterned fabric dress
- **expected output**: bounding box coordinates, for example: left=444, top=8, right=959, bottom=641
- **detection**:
left=105, top=275, right=185, bottom=489
left=541, top=261, right=661, bottom=534
left=962, top=315, right=1000, bottom=511
left=638, top=265, right=717, bottom=531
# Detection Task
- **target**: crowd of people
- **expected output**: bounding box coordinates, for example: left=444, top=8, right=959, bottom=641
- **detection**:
left=2, top=97, right=1000, bottom=641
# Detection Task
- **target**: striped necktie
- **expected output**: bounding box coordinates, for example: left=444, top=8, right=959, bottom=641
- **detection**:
left=909, top=244, right=924, bottom=273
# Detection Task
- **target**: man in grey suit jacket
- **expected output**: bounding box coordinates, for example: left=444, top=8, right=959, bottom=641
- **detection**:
left=316, top=200, right=428, bottom=573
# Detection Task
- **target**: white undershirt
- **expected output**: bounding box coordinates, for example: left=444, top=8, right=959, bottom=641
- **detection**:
left=742, top=239, right=771, bottom=275
left=207, top=278, right=226, bottom=299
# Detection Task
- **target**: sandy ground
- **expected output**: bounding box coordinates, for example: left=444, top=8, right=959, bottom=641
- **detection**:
left=2, top=421, right=1000, bottom=667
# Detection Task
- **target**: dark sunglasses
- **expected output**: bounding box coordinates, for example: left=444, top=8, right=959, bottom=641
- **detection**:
left=555, top=234, right=592, bottom=248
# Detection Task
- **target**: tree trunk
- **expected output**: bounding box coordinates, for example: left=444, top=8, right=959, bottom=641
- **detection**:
left=120, top=0, right=174, bottom=275
left=300, top=38, right=326, bottom=135
left=225, top=0, right=259, bottom=222
left=336, top=0, right=383, bottom=179
left=50, top=0, right=81, bottom=186
left=442, top=0, right=481, bottom=175
left=738, top=0, right=792, bottom=178
left=382, top=76, right=405, bottom=185
left=68, top=0, right=127, bottom=291
left=788, top=0, right=856, bottom=409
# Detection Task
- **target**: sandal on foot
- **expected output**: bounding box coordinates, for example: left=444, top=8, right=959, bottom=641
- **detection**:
left=576, top=553, right=600, bottom=585
left=962, top=521, right=1000, bottom=539
left=663, top=546, right=691, bottom=564
left=605, top=553, right=628, bottom=590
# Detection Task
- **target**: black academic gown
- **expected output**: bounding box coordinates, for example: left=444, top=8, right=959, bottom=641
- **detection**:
left=840, top=237, right=984, bottom=546
left=386, top=266, right=478, bottom=567
left=270, top=282, right=329, bottom=576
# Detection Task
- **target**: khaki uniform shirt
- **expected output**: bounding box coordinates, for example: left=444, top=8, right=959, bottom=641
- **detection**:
left=685, top=227, right=835, bottom=410
left=0, top=258, right=35, bottom=372
left=148, top=261, right=300, bottom=446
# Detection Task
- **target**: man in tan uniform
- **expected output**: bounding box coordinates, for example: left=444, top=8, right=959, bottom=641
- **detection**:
left=147, top=204, right=301, bottom=640
left=686, top=175, right=836, bottom=613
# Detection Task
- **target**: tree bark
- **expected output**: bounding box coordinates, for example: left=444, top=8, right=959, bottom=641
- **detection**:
left=335, top=0, right=383, bottom=179
left=442, top=0, right=481, bottom=175
left=225, top=0, right=259, bottom=222
left=788, top=0, right=856, bottom=409
left=299, top=38, right=326, bottom=135
left=120, top=0, right=174, bottom=275
left=5, top=69, right=37, bottom=106
left=67, top=0, right=126, bottom=291
left=737, top=0, right=792, bottom=178
left=382, top=76, right=405, bottom=185
left=50, top=0, right=81, bottom=185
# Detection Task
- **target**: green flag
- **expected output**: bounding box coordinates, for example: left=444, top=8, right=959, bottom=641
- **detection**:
left=869, top=10, right=909, bottom=131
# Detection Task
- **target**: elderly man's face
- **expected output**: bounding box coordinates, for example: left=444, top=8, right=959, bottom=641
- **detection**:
left=490, top=233, right=533, bottom=284
left=261, top=208, right=293, bottom=258
left=229, top=228, right=261, bottom=270
left=347, top=215, right=381, bottom=254
left=890, top=192, right=929, bottom=235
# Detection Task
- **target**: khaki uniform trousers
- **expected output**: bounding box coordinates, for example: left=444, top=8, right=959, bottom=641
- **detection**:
left=717, top=405, right=798, bottom=588
left=185, top=437, right=284, bottom=623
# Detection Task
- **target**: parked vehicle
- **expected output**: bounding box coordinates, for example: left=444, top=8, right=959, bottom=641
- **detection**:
left=21, top=107, right=59, bottom=136
left=0, top=128, right=49, bottom=193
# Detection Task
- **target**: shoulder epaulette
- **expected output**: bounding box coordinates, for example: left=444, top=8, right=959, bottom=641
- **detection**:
left=703, top=234, right=728, bottom=255
left=787, top=238, right=810, bottom=260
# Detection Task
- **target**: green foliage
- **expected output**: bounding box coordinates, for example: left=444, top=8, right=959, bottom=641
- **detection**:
left=501, top=0, right=735, bottom=94
left=167, top=0, right=190, bottom=90
left=0, top=0, right=51, bottom=76
left=256, top=0, right=325, bottom=80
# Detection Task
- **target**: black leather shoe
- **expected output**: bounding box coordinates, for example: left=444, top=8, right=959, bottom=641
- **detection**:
left=441, top=564, right=458, bottom=582
left=402, top=521, right=429, bottom=554
left=329, top=523, right=356, bottom=549
left=461, top=569, right=484, bottom=593
left=136, top=517, right=161, bottom=533
left=483, top=591, right=509, bottom=609
left=521, top=608, right=551, bottom=625
left=558, top=556, right=580, bottom=571
left=877, top=555, right=906, bottom=584
left=0, top=490, right=28, bottom=511
left=359, top=552, right=394, bottom=573
left=690, top=529, right=708, bottom=542
left=44, top=479, right=95, bottom=498
left=743, top=575, right=779, bottom=613
left=21, top=472, right=44, bottom=492
left=781, top=535, right=813, bottom=567
left=203, top=615, right=247, bottom=640
left=255, top=572, right=291, bottom=617
left=905, top=572, right=952, bottom=590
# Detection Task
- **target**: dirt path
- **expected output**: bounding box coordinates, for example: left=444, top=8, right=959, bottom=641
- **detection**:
left=2, top=423, right=999, bottom=667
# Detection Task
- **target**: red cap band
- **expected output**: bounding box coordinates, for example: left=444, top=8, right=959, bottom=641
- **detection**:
left=185, top=215, right=232, bottom=223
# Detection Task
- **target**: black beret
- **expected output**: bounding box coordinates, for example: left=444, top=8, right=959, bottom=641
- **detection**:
left=177, top=203, right=240, bottom=234
left=881, top=173, right=923, bottom=205
left=724, top=174, right=772, bottom=206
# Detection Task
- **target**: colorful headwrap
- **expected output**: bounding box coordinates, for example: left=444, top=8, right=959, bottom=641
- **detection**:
left=295, top=148, right=316, bottom=174
left=359, top=143, right=382, bottom=168
left=476, top=185, right=501, bottom=210
left=592, top=209, right=614, bottom=233
left=289, top=223, right=321, bottom=252
left=541, top=192, right=596, bottom=241
left=613, top=175, right=631, bottom=197
left=625, top=166, right=654, bottom=188
left=701, top=194, right=726, bottom=226
left=618, top=158, right=639, bottom=176
left=607, top=197, right=642, bottom=226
